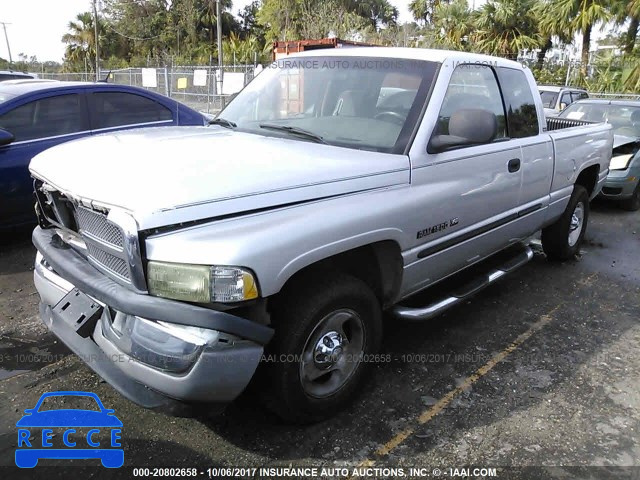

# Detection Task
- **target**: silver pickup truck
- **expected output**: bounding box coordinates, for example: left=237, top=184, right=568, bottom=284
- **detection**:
left=29, top=48, right=612, bottom=423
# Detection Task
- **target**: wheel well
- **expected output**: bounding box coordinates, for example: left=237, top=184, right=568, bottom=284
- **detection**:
left=277, top=241, right=403, bottom=308
left=575, top=164, right=599, bottom=197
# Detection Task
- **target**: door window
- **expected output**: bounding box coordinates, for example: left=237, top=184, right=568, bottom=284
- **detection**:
left=0, top=94, right=84, bottom=142
left=91, top=92, right=172, bottom=129
left=497, top=67, right=539, bottom=138
left=434, top=64, right=507, bottom=142
left=571, top=91, right=588, bottom=103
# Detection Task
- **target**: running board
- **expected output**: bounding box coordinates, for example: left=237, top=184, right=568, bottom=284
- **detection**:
left=392, top=244, right=534, bottom=321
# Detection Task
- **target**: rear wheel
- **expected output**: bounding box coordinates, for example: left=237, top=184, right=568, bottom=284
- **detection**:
left=264, top=272, right=382, bottom=423
left=542, top=185, right=589, bottom=261
left=620, top=183, right=640, bottom=211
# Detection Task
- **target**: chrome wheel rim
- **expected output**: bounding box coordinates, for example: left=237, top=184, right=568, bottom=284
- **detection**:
left=299, top=309, right=364, bottom=398
left=568, top=202, right=584, bottom=247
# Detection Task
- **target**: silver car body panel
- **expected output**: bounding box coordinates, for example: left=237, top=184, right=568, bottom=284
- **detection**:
left=29, top=127, right=410, bottom=230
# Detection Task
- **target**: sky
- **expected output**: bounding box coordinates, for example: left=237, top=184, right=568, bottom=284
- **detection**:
left=0, top=0, right=486, bottom=63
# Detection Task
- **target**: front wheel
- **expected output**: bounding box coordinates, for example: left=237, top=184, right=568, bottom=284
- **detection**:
left=542, top=185, right=590, bottom=261
left=264, top=272, right=382, bottom=423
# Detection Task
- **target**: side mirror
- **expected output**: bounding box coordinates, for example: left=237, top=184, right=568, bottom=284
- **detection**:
left=429, top=109, right=498, bottom=153
left=0, top=128, right=14, bottom=147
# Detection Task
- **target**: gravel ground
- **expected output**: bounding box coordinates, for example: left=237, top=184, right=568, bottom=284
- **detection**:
left=0, top=201, right=638, bottom=480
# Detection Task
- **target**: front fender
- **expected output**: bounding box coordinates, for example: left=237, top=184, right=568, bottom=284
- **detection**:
left=144, top=187, right=413, bottom=297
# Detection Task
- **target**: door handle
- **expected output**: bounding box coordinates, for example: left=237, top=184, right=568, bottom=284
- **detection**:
left=508, top=158, right=521, bottom=173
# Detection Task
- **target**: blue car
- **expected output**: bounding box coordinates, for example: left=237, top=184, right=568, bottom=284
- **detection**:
left=15, top=391, right=124, bottom=468
left=0, top=80, right=207, bottom=229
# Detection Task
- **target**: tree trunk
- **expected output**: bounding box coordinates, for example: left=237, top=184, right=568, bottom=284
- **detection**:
left=581, top=23, right=592, bottom=78
left=625, top=16, right=639, bottom=54
left=537, top=36, right=552, bottom=70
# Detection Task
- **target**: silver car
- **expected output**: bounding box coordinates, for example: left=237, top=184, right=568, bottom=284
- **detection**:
left=559, top=99, right=640, bottom=210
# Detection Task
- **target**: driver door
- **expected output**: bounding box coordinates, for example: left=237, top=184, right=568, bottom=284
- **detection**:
left=402, top=63, right=524, bottom=295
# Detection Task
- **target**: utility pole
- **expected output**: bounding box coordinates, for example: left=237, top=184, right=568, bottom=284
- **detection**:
left=215, top=0, right=223, bottom=96
left=0, top=22, right=12, bottom=65
left=92, top=0, right=100, bottom=81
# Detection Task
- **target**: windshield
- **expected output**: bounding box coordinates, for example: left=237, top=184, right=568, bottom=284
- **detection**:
left=0, top=91, right=16, bottom=105
left=218, top=56, right=439, bottom=153
left=539, top=90, right=558, bottom=109
left=560, top=103, right=640, bottom=136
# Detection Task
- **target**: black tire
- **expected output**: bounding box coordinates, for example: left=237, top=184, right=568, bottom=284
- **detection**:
left=263, top=272, right=382, bottom=423
left=542, top=185, right=590, bottom=261
left=620, top=183, right=640, bottom=211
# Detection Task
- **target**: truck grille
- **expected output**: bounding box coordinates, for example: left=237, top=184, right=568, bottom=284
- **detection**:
left=76, top=207, right=124, bottom=249
left=75, top=207, right=131, bottom=283
left=34, top=180, right=146, bottom=291
left=86, top=244, right=130, bottom=281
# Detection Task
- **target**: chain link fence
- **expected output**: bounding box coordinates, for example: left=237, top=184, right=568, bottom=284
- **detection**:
left=37, top=64, right=640, bottom=116
left=40, top=65, right=257, bottom=115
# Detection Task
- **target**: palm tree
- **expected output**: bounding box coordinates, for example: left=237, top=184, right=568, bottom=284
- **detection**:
left=532, top=0, right=573, bottom=69
left=472, top=0, right=541, bottom=58
left=541, top=0, right=612, bottom=76
left=410, top=0, right=445, bottom=24
left=432, top=0, right=473, bottom=50
left=610, top=1, right=640, bottom=54
left=347, top=0, right=399, bottom=29
left=61, top=12, right=96, bottom=72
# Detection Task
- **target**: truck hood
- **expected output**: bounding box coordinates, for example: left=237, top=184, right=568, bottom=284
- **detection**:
left=613, top=134, right=640, bottom=149
left=30, top=126, right=409, bottom=230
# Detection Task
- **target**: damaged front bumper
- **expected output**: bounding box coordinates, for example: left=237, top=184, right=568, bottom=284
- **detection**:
left=32, top=227, right=273, bottom=414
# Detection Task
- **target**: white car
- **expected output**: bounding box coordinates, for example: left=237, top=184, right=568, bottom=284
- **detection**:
left=539, top=85, right=589, bottom=117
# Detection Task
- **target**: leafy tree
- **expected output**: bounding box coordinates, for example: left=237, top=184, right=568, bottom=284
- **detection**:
left=472, top=0, right=541, bottom=58
left=62, top=12, right=98, bottom=72
left=432, top=0, right=472, bottom=49
left=540, top=0, right=612, bottom=76
left=532, top=0, right=572, bottom=69
left=346, top=0, right=399, bottom=28
left=610, top=1, right=640, bottom=53
left=257, top=0, right=398, bottom=42
left=257, top=0, right=303, bottom=42
left=299, top=0, right=371, bottom=39
left=238, top=0, right=266, bottom=41
left=95, top=0, right=240, bottom=65
left=224, top=33, right=272, bottom=63
left=410, top=0, right=447, bottom=24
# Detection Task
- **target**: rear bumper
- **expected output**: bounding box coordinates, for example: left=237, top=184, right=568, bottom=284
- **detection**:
left=33, top=227, right=273, bottom=413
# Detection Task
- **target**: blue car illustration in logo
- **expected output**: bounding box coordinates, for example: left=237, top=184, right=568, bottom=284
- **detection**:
left=15, top=391, right=123, bottom=468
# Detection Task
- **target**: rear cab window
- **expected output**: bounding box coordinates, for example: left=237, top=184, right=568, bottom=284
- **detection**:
left=497, top=67, right=539, bottom=138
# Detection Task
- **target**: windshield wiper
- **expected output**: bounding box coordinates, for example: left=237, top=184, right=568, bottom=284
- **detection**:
left=259, top=123, right=327, bottom=144
left=209, top=117, right=237, bottom=128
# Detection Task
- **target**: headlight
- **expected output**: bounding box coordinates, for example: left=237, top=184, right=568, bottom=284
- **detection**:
left=147, top=261, right=259, bottom=303
left=610, top=153, right=633, bottom=171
